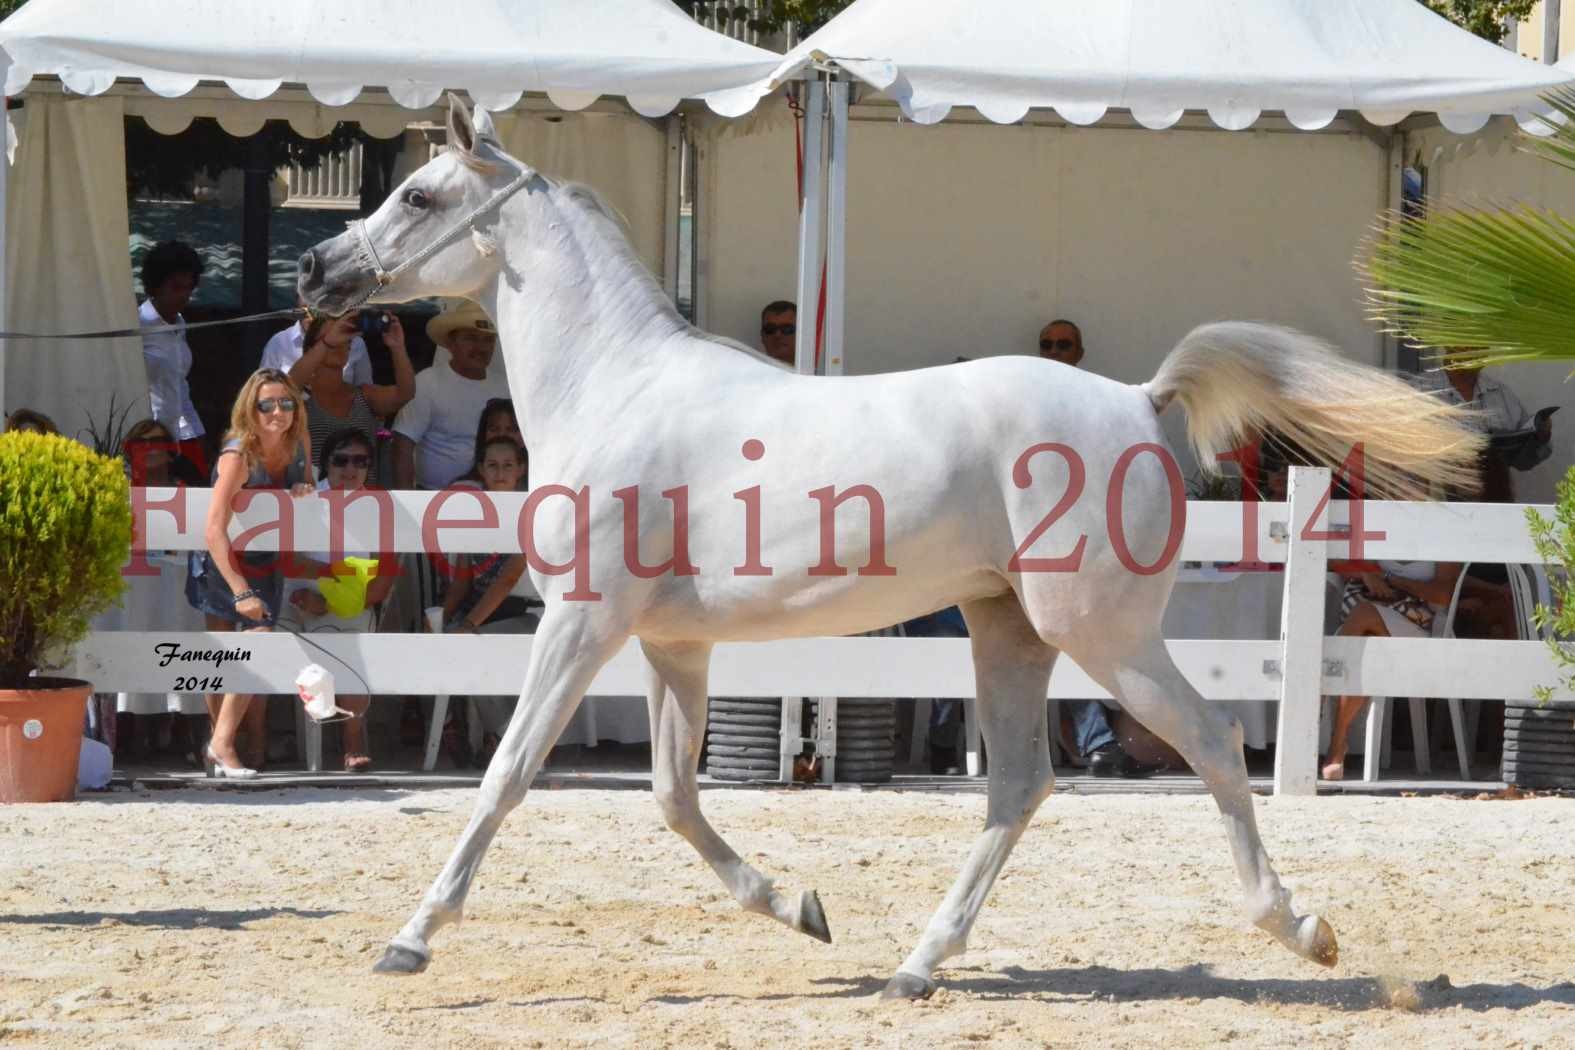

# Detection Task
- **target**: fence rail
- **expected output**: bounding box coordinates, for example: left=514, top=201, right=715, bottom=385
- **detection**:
left=82, top=476, right=1571, bottom=795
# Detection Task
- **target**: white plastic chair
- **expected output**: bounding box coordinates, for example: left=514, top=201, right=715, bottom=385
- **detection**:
left=1361, top=563, right=1475, bottom=782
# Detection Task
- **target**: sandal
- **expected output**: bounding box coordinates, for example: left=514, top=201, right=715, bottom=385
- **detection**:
left=344, top=753, right=373, bottom=774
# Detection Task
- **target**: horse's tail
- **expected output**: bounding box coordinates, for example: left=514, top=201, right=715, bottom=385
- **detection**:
left=1141, top=321, right=1483, bottom=498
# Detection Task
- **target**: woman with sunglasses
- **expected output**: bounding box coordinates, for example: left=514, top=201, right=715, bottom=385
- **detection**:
left=187, top=369, right=315, bottom=778
left=288, top=311, right=415, bottom=486
left=280, top=429, right=396, bottom=772
left=105, top=420, right=210, bottom=765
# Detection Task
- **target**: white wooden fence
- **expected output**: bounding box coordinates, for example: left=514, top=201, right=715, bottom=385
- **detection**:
left=76, top=469, right=1572, bottom=795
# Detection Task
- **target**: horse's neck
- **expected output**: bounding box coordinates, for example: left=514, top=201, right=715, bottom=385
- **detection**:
left=485, top=185, right=688, bottom=445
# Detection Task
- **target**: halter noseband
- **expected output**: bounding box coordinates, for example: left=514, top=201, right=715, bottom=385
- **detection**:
left=342, top=149, right=536, bottom=311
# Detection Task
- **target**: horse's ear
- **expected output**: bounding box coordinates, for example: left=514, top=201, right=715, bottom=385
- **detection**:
left=446, top=92, right=479, bottom=157
left=472, top=106, right=500, bottom=147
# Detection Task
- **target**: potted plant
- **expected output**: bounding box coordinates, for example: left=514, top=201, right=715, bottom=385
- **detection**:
left=1, top=430, right=132, bottom=802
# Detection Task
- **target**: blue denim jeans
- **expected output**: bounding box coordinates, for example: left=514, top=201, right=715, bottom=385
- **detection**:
left=1066, top=700, right=1117, bottom=757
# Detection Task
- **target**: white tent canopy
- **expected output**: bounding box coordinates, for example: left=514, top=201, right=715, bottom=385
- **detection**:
left=766, top=0, right=1575, bottom=133
left=0, top=0, right=778, bottom=117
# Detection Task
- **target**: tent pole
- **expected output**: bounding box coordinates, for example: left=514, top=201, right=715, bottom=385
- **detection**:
left=662, top=114, right=682, bottom=305
left=823, top=79, right=848, bottom=377
left=0, top=61, right=9, bottom=422
left=793, top=77, right=826, bottom=376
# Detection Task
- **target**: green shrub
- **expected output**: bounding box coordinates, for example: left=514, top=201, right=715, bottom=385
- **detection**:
left=1527, top=465, right=1575, bottom=704
left=0, top=431, right=132, bottom=686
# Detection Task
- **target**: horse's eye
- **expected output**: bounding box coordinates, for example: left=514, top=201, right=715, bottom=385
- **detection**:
left=403, top=188, right=431, bottom=210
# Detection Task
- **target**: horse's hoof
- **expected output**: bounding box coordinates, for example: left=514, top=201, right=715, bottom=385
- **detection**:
left=372, top=942, right=430, bottom=975
left=798, top=890, right=832, bottom=944
left=1301, top=915, right=1338, bottom=968
left=880, top=971, right=935, bottom=1000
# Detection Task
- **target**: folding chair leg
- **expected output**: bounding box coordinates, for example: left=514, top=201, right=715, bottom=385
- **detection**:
left=1407, top=697, right=1431, bottom=776
left=964, top=701, right=983, bottom=776
left=909, top=698, right=932, bottom=768
left=1447, top=698, right=1471, bottom=781
left=1363, top=696, right=1387, bottom=782
left=423, top=695, right=449, bottom=772
left=306, top=717, right=323, bottom=773
left=1047, top=698, right=1063, bottom=765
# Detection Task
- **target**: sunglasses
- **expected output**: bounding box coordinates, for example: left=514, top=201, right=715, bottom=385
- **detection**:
left=1040, top=338, right=1078, bottom=353
left=255, top=397, right=298, bottom=414
left=330, top=453, right=371, bottom=469
left=761, top=323, right=796, bottom=336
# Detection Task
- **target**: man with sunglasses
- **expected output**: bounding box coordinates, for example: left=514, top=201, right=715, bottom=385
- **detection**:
left=760, top=300, right=797, bottom=367
left=393, top=300, right=509, bottom=490
left=1034, top=317, right=1163, bottom=778
left=1037, top=319, right=1085, bottom=368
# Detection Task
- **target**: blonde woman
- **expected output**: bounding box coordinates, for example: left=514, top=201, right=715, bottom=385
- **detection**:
left=186, top=369, right=314, bottom=778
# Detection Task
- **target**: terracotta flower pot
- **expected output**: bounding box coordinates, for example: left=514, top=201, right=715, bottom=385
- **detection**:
left=0, top=678, right=92, bottom=803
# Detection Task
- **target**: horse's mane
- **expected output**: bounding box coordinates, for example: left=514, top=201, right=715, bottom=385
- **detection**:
left=549, top=178, right=787, bottom=368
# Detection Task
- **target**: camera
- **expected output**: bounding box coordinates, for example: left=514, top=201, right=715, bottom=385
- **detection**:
left=358, top=311, right=393, bottom=337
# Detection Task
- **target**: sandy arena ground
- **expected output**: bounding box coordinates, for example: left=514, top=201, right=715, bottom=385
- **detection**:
left=1, top=784, right=1572, bottom=1049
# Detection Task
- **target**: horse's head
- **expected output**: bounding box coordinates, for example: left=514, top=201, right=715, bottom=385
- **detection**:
left=297, top=96, right=533, bottom=314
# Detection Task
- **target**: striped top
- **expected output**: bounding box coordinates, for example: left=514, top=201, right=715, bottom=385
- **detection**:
left=306, top=388, right=380, bottom=485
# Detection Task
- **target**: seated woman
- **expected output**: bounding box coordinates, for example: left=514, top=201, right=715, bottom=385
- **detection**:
left=440, top=435, right=535, bottom=765
left=4, top=408, right=59, bottom=434
left=1320, top=560, right=1469, bottom=780
left=187, top=369, right=315, bottom=778
left=278, top=429, right=397, bottom=773
left=108, top=419, right=208, bottom=763
left=287, top=311, right=415, bottom=487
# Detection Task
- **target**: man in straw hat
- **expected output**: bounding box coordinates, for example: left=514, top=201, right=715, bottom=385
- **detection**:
left=393, top=300, right=509, bottom=490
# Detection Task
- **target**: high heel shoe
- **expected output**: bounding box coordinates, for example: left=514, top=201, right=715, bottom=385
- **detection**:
left=204, top=746, right=258, bottom=780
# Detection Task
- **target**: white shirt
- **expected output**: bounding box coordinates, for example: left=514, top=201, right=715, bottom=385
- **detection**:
left=138, top=298, right=204, bottom=440
left=1408, top=368, right=1532, bottom=434
left=259, top=322, right=373, bottom=387
left=393, top=363, right=510, bottom=489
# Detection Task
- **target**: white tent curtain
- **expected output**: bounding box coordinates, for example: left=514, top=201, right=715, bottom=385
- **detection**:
left=3, top=95, right=144, bottom=440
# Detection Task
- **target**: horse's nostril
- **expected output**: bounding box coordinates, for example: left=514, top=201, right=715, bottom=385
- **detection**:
left=298, top=250, right=318, bottom=282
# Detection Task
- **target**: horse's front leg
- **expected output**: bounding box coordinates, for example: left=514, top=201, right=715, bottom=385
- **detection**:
left=374, top=606, right=629, bottom=974
left=642, top=640, right=831, bottom=943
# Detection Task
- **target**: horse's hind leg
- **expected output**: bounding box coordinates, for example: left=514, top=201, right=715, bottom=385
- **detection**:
left=884, top=592, right=1057, bottom=999
left=1083, top=633, right=1338, bottom=967
left=374, top=608, right=628, bottom=974
left=642, top=639, right=831, bottom=943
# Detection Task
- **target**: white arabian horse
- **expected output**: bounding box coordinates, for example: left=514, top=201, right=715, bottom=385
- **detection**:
left=299, top=97, right=1481, bottom=998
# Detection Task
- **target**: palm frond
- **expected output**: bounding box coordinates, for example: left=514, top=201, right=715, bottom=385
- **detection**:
left=1361, top=200, right=1575, bottom=369
left=1523, top=86, right=1575, bottom=174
